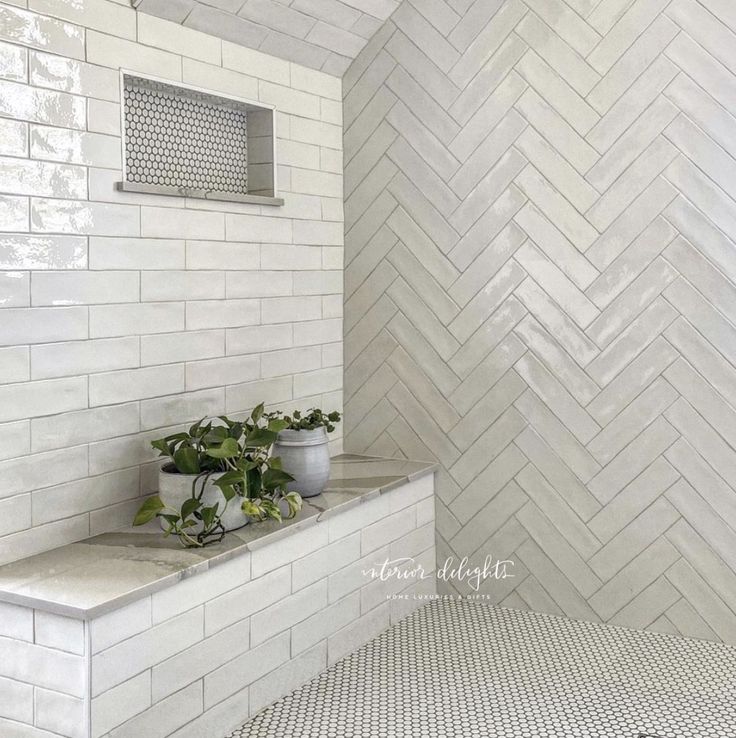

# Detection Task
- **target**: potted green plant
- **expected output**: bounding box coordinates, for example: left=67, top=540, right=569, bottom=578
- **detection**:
left=268, top=408, right=341, bottom=498
left=133, top=405, right=303, bottom=547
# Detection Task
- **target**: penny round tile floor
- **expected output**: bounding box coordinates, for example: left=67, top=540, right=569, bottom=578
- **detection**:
left=228, top=600, right=736, bottom=737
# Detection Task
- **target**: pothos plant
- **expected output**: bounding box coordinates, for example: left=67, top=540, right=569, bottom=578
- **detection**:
left=133, top=404, right=303, bottom=547
left=266, top=408, right=342, bottom=432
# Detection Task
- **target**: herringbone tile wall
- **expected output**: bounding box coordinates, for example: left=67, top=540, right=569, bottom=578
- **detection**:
left=342, top=0, right=736, bottom=644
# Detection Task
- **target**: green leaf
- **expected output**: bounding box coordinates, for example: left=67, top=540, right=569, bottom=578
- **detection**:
left=228, top=422, right=244, bottom=440
left=241, top=498, right=263, bottom=519
left=267, top=418, right=289, bottom=433
left=133, top=496, right=165, bottom=526
left=213, top=470, right=244, bottom=487
left=200, top=505, right=218, bottom=528
left=205, top=437, right=240, bottom=459
left=173, top=447, right=200, bottom=474
left=283, top=491, right=303, bottom=519
left=251, top=402, right=264, bottom=424
left=244, top=428, right=277, bottom=448
left=188, top=419, right=204, bottom=437
left=261, top=498, right=282, bottom=522
left=150, top=439, right=171, bottom=457
left=219, top=484, right=237, bottom=502
left=204, top=426, right=228, bottom=444
left=165, top=432, right=190, bottom=443
left=262, top=468, right=294, bottom=490
left=181, top=497, right=200, bottom=520
left=245, top=467, right=262, bottom=498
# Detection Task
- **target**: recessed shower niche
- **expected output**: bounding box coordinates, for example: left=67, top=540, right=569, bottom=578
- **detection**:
left=117, top=71, right=282, bottom=205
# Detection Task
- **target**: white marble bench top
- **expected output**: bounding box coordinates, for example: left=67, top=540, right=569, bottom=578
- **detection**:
left=0, top=455, right=436, bottom=619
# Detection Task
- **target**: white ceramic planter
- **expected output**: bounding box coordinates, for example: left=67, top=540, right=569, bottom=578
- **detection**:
left=272, top=427, right=331, bottom=498
left=158, top=465, right=248, bottom=532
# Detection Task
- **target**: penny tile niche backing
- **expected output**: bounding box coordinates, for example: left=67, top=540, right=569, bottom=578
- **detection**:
left=120, top=73, right=279, bottom=203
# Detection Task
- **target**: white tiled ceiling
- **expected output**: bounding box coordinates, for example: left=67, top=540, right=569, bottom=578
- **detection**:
left=131, top=0, right=399, bottom=76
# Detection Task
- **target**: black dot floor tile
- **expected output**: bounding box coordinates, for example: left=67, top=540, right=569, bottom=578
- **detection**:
left=228, top=600, right=736, bottom=737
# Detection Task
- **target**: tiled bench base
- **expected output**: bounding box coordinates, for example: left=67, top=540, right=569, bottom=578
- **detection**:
left=0, top=604, right=87, bottom=737
left=0, top=473, right=436, bottom=737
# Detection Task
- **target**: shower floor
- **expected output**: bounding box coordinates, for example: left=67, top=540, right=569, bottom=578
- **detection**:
left=228, top=599, right=736, bottom=738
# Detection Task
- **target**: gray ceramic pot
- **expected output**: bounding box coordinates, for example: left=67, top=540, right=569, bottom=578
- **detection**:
left=272, top=427, right=331, bottom=498
left=158, top=465, right=248, bottom=532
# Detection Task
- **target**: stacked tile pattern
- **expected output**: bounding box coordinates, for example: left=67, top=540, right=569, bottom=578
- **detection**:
left=0, top=602, right=88, bottom=738
left=343, top=0, right=736, bottom=644
left=133, top=0, right=399, bottom=77
left=0, top=0, right=344, bottom=566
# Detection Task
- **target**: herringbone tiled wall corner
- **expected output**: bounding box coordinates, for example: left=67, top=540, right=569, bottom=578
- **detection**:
left=342, top=0, right=736, bottom=644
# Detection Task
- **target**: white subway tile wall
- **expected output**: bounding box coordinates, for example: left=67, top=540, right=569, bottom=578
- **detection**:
left=0, top=0, right=344, bottom=565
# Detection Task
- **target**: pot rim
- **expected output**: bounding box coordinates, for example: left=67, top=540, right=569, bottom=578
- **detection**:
left=275, top=426, right=329, bottom=447
left=159, top=462, right=226, bottom=478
